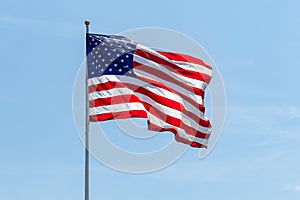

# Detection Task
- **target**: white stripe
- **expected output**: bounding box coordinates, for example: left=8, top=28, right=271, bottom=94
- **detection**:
left=88, top=75, right=121, bottom=86
left=173, top=61, right=212, bottom=77
left=133, top=55, right=208, bottom=90
left=89, top=102, right=145, bottom=115
left=89, top=88, right=134, bottom=100
left=88, top=76, right=207, bottom=120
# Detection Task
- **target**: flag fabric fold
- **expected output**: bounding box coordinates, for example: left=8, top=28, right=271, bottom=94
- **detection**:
left=86, top=33, right=212, bottom=148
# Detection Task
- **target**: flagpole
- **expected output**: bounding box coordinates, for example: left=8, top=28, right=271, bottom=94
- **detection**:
left=84, top=19, right=90, bottom=200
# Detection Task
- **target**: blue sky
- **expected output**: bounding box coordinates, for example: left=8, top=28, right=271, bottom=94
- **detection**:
left=1, top=0, right=300, bottom=199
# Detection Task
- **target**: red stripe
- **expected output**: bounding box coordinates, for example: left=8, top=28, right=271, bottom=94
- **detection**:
left=90, top=110, right=147, bottom=122
left=135, top=49, right=210, bottom=82
left=157, top=51, right=212, bottom=70
left=89, top=81, right=119, bottom=93
left=89, top=94, right=141, bottom=108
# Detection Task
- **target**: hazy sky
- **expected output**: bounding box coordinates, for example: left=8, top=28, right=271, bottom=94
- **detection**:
left=1, top=0, right=300, bottom=200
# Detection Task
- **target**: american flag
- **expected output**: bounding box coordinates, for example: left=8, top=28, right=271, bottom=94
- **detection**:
left=86, top=33, right=212, bottom=148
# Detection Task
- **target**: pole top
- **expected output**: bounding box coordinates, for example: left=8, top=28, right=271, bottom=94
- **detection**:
left=85, top=20, right=90, bottom=26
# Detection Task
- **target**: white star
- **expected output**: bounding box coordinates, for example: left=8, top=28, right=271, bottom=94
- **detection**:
left=104, top=48, right=107, bottom=51
left=114, top=63, right=118, bottom=67
left=121, top=59, right=124, bottom=62
left=107, top=53, right=111, bottom=56
left=113, top=49, right=116, bottom=52
left=119, top=69, right=122, bottom=72
left=109, top=68, right=112, bottom=71
left=105, top=64, right=108, bottom=67
left=125, top=55, right=129, bottom=58
left=102, top=59, right=105, bottom=62
left=91, top=71, right=94, bottom=74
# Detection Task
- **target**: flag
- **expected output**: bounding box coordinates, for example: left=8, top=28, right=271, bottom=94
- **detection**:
left=86, top=33, right=212, bottom=148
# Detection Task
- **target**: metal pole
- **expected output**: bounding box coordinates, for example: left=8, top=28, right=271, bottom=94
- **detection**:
left=84, top=19, right=90, bottom=200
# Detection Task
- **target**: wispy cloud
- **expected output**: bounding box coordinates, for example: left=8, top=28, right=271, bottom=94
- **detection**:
left=287, top=106, right=300, bottom=119
left=249, top=140, right=282, bottom=148
left=289, top=185, right=300, bottom=192
left=227, top=105, right=300, bottom=136
left=146, top=149, right=291, bottom=184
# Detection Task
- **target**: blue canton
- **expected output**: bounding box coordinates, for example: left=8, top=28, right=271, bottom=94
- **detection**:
left=86, top=34, right=137, bottom=78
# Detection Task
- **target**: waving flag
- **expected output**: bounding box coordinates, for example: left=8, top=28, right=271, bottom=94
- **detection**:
left=86, top=33, right=212, bottom=148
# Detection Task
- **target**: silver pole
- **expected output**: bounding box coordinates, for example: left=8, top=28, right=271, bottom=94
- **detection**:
left=84, top=20, right=90, bottom=200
